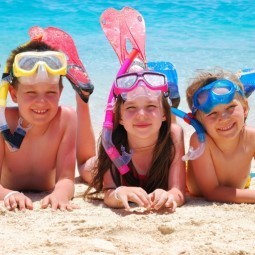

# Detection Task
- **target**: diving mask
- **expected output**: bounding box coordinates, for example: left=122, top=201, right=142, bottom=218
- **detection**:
left=114, top=71, right=168, bottom=100
left=12, top=51, right=67, bottom=85
left=192, top=79, right=244, bottom=114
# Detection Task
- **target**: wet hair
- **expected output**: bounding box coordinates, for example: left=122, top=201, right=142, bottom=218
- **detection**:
left=6, top=40, right=63, bottom=89
left=186, top=68, right=248, bottom=113
left=84, top=94, right=176, bottom=199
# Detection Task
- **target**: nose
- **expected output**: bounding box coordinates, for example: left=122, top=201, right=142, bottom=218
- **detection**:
left=35, top=94, right=47, bottom=103
left=219, top=110, right=231, bottom=120
left=136, top=108, right=147, bottom=119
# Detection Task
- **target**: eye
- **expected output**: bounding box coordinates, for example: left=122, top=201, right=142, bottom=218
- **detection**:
left=47, top=91, right=57, bottom=94
left=206, top=111, right=217, bottom=118
left=227, top=104, right=236, bottom=110
left=147, top=104, right=157, bottom=109
left=26, top=91, right=36, bottom=94
left=126, top=106, right=136, bottom=110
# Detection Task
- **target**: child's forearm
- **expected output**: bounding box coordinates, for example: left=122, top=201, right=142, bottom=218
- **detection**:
left=104, top=189, right=125, bottom=208
left=53, top=178, right=75, bottom=200
left=168, top=187, right=185, bottom=207
left=0, top=185, right=20, bottom=200
left=76, top=95, right=96, bottom=165
left=204, top=186, right=255, bottom=203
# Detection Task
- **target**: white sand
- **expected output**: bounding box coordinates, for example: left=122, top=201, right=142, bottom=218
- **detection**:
left=1, top=175, right=255, bottom=255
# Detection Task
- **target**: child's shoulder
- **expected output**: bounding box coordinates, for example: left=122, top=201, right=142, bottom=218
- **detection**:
left=244, top=125, right=255, bottom=142
left=55, top=106, right=77, bottom=125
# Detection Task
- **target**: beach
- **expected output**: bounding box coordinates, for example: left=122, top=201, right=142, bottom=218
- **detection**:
left=1, top=175, right=255, bottom=255
left=1, top=1, right=255, bottom=254
left=1, top=122, right=255, bottom=255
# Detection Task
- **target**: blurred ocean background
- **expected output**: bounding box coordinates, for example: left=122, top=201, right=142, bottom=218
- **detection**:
left=0, top=0, right=254, bottom=136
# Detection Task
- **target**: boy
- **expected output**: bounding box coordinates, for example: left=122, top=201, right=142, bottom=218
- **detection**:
left=186, top=69, right=255, bottom=203
left=0, top=40, right=77, bottom=211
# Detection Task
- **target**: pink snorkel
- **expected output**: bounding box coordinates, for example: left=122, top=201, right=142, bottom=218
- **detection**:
left=100, top=7, right=146, bottom=175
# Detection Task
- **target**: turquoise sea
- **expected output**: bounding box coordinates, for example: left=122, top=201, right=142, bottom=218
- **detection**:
left=1, top=0, right=254, bottom=135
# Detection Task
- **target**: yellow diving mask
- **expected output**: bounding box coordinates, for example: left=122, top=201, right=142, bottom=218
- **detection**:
left=12, top=51, right=67, bottom=85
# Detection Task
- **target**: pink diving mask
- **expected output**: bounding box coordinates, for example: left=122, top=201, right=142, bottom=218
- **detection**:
left=113, top=71, right=168, bottom=100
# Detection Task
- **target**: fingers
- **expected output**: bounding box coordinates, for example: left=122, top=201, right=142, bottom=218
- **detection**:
left=152, top=194, right=169, bottom=210
left=41, top=196, right=79, bottom=211
left=151, top=191, right=177, bottom=212
left=4, top=192, right=33, bottom=211
left=115, top=187, right=151, bottom=210
left=165, top=195, right=177, bottom=212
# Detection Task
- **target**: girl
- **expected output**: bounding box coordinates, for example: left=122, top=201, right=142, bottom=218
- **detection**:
left=85, top=70, right=186, bottom=212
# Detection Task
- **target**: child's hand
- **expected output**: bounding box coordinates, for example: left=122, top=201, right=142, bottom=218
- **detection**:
left=114, top=186, right=151, bottom=210
left=4, top=191, right=33, bottom=211
left=41, top=193, right=79, bottom=211
left=149, top=189, right=177, bottom=212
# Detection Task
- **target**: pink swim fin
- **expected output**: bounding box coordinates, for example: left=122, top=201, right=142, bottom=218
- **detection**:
left=29, top=26, right=94, bottom=102
left=100, top=7, right=146, bottom=65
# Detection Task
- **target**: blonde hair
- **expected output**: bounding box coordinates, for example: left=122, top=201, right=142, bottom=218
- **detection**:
left=186, top=68, right=247, bottom=113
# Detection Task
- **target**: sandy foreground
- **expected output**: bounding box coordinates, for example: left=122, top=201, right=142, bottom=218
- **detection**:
left=1, top=176, right=255, bottom=255
left=1, top=124, right=255, bottom=255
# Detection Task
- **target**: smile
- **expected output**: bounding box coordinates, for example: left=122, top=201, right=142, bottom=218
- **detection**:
left=217, top=122, right=235, bottom=131
left=32, top=109, right=47, bottom=114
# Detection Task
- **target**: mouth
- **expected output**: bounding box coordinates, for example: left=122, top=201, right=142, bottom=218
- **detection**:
left=134, top=123, right=151, bottom=128
left=32, top=109, right=48, bottom=114
left=217, top=122, right=235, bottom=131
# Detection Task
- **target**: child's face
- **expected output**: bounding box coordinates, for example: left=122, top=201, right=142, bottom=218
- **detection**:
left=119, top=95, right=166, bottom=140
left=9, top=82, right=62, bottom=126
left=198, top=99, right=248, bottom=140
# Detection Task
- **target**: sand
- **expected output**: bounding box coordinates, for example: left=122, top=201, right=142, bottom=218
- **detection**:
left=1, top=123, right=255, bottom=255
left=1, top=176, right=255, bottom=255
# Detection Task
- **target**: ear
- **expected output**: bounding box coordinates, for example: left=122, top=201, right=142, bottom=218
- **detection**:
left=119, top=118, right=123, bottom=125
left=243, top=99, right=249, bottom=118
left=162, top=114, right=166, bottom=121
left=9, top=86, right=18, bottom=103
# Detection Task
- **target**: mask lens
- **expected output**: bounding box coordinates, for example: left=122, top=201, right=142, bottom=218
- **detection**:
left=116, top=74, right=137, bottom=89
left=143, top=73, right=165, bottom=87
left=197, top=90, right=210, bottom=105
left=212, top=86, right=231, bottom=95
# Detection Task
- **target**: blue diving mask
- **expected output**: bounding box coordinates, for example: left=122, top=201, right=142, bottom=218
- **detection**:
left=192, top=79, right=244, bottom=114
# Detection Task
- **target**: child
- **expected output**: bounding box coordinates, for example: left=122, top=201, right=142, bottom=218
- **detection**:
left=85, top=70, right=186, bottom=212
left=186, top=69, right=255, bottom=203
left=0, top=40, right=77, bottom=211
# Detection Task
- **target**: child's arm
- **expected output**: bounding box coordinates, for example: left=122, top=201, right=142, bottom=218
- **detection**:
left=41, top=108, right=77, bottom=211
left=76, top=94, right=96, bottom=183
left=188, top=133, right=255, bottom=203
left=167, top=123, right=186, bottom=205
left=149, top=124, right=186, bottom=212
left=0, top=136, right=33, bottom=210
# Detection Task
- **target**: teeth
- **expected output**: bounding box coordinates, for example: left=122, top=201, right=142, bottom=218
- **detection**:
left=218, top=123, right=233, bottom=131
left=33, top=109, right=47, bottom=114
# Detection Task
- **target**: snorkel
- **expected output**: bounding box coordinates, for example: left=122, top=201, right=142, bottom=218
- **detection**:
left=102, top=49, right=139, bottom=175
left=0, top=67, right=29, bottom=151
left=171, top=108, right=205, bottom=160
left=148, top=61, right=206, bottom=161
left=238, top=68, right=255, bottom=98
left=100, top=7, right=146, bottom=175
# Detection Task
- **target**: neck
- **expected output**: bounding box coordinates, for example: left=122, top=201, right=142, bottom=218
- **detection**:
left=131, top=142, right=156, bottom=152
